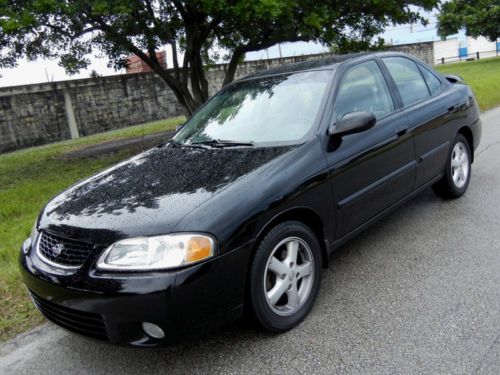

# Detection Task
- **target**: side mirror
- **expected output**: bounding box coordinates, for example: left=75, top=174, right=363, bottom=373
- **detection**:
left=443, top=74, right=463, bottom=84
left=328, top=111, right=376, bottom=137
left=175, top=123, right=185, bottom=132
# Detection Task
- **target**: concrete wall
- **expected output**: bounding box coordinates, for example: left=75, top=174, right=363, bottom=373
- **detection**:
left=388, top=41, right=435, bottom=65
left=467, top=36, right=498, bottom=59
left=434, top=39, right=460, bottom=64
left=434, top=36, right=500, bottom=63
left=0, top=75, right=184, bottom=153
left=0, top=42, right=434, bottom=153
left=0, top=88, right=69, bottom=152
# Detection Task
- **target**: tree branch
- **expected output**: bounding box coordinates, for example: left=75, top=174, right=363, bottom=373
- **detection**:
left=44, top=24, right=99, bottom=39
left=91, top=17, right=197, bottom=114
left=222, top=47, right=245, bottom=86
left=172, top=0, right=188, bottom=22
left=170, top=39, right=182, bottom=82
left=222, top=33, right=311, bottom=86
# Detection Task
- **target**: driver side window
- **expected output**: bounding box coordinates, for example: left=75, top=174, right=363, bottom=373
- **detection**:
left=335, top=61, right=394, bottom=121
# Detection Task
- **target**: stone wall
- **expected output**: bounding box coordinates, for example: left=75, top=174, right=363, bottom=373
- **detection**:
left=0, top=41, right=434, bottom=153
left=0, top=74, right=185, bottom=153
left=389, top=41, right=435, bottom=66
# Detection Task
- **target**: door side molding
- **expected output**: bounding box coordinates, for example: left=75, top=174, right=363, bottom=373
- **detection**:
left=337, top=160, right=417, bottom=209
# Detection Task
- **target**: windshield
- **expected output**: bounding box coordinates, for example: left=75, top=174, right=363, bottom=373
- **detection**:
left=173, top=70, right=333, bottom=147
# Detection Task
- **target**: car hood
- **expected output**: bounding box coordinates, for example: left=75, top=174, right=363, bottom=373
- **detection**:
left=39, top=145, right=294, bottom=245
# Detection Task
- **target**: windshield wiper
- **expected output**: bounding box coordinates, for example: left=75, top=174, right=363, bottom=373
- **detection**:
left=167, top=139, right=206, bottom=149
left=191, top=139, right=255, bottom=148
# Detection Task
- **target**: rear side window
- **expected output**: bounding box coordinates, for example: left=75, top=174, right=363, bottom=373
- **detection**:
left=383, top=57, right=430, bottom=106
left=419, top=66, right=442, bottom=96
left=335, top=60, right=394, bottom=120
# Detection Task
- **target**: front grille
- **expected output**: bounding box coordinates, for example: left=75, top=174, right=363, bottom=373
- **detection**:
left=30, top=291, right=108, bottom=341
left=37, top=231, right=94, bottom=267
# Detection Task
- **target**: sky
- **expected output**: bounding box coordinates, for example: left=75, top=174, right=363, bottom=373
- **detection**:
left=0, top=10, right=460, bottom=88
left=0, top=41, right=329, bottom=88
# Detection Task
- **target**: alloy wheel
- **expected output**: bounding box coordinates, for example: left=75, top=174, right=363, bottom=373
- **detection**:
left=451, top=142, right=469, bottom=189
left=263, top=237, right=314, bottom=317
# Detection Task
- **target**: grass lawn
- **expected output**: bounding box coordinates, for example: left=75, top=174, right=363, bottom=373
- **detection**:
left=436, top=56, right=500, bottom=111
left=0, top=116, right=183, bottom=342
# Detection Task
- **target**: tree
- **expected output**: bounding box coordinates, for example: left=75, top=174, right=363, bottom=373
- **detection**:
left=438, top=0, right=500, bottom=42
left=329, top=38, right=387, bottom=55
left=1, top=1, right=437, bottom=116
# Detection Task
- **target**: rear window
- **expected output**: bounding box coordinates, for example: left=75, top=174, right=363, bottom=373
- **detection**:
left=419, top=67, right=442, bottom=96
left=383, top=57, right=430, bottom=107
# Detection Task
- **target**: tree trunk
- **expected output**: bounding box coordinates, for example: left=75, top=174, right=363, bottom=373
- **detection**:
left=223, top=48, right=245, bottom=87
left=144, top=59, right=201, bottom=117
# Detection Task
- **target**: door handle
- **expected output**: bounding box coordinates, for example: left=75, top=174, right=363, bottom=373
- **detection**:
left=395, top=128, right=407, bottom=137
left=447, top=105, right=457, bottom=113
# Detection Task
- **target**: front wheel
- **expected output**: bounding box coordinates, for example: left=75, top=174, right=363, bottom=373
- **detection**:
left=432, top=134, right=471, bottom=199
left=249, top=221, right=322, bottom=332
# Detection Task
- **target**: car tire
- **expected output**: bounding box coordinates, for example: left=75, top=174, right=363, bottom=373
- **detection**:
left=432, top=134, right=471, bottom=199
left=249, top=221, right=322, bottom=332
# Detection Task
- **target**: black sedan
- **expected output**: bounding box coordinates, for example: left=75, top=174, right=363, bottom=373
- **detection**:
left=20, top=52, right=481, bottom=346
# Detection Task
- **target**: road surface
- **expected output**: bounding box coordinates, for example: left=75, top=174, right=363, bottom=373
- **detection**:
left=1, top=108, right=499, bottom=375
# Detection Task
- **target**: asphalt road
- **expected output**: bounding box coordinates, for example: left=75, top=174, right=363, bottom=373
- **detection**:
left=1, top=108, right=499, bottom=375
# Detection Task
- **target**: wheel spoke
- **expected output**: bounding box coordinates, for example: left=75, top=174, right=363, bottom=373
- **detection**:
left=285, top=240, right=299, bottom=264
left=459, top=167, right=466, bottom=181
left=295, top=261, right=312, bottom=279
left=268, top=256, right=289, bottom=276
left=267, top=279, right=288, bottom=305
left=286, top=284, right=300, bottom=309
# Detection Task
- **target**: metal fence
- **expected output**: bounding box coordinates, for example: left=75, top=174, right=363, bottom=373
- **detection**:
left=436, top=49, right=500, bottom=65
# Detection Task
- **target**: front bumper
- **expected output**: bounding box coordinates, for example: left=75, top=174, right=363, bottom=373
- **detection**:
left=19, top=240, right=254, bottom=347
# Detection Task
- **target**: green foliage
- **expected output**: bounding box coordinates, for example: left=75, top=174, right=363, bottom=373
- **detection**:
left=329, top=38, right=387, bottom=54
left=438, top=0, right=500, bottom=41
left=0, top=1, right=438, bottom=113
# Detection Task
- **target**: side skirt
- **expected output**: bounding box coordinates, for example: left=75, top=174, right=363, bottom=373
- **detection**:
left=329, top=174, right=443, bottom=253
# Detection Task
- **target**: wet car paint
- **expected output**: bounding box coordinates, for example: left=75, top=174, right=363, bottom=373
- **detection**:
left=20, top=52, right=482, bottom=346
left=40, top=145, right=295, bottom=247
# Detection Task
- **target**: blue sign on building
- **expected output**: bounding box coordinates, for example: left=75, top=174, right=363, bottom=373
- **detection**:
left=459, top=47, right=468, bottom=59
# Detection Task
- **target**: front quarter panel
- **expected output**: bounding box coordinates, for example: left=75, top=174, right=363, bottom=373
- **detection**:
left=174, top=138, right=333, bottom=254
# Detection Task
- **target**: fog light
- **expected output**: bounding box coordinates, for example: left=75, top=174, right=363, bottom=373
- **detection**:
left=142, top=322, right=165, bottom=339
left=22, top=237, right=32, bottom=254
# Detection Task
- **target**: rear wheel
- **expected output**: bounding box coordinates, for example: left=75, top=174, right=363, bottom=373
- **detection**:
left=249, top=221, right=322, bottom=332
left=432, top=134, right=471, bottom=199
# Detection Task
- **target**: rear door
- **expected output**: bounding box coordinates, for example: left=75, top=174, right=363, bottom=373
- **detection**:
left=381, top=56, right=455, bottom=187
left=325, top=60, right=416, bottom=238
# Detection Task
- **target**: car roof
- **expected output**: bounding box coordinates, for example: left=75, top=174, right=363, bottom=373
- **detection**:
left=238, top=51, right=418, bottom=81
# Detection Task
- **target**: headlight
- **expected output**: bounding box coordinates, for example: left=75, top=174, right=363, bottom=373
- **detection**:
left=96, top=234, right=215, bottom=271
left=22, top=222, right=38, bottom=255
